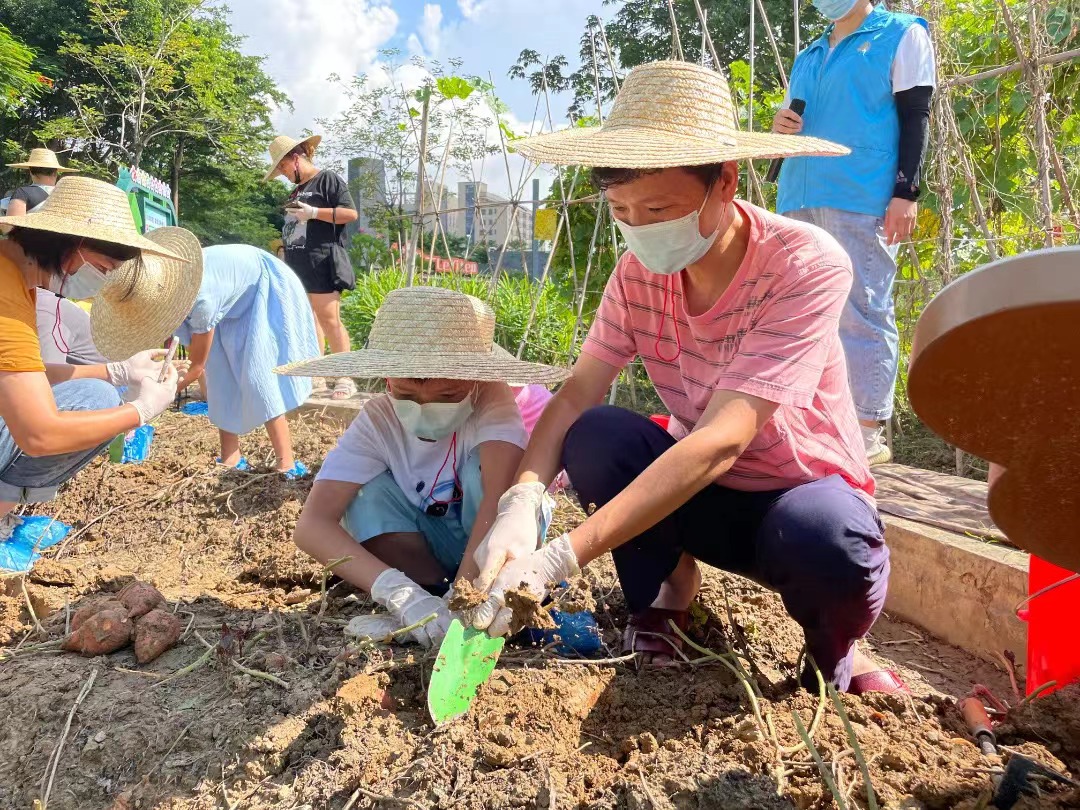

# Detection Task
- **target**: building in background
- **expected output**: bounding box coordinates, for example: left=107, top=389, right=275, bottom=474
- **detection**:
left=347, top=157, right=388, bottom=239
left=458, top=181, right=532, bottom=248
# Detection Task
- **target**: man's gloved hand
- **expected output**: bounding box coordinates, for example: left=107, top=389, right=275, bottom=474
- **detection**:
left=288, top=201, right=318, bottom=222
left=105, top=349, right=166, bottom=388
left=473, top=481, right=551, bottom=592
left=127, top=364, right=178, bottom=425
left=370, top=568, right=452, bottom=648
left=470, top=534, right=580, bottom=638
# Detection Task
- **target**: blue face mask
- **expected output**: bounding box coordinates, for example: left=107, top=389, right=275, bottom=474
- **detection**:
left=812, top=0, right=860, bottom=22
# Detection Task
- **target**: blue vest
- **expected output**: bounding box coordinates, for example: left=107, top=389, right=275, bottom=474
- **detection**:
left=776, top=6, right=927, bottom=217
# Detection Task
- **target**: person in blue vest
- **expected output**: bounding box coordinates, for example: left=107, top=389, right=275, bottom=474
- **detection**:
left=773, top=1, right=935, bottom=465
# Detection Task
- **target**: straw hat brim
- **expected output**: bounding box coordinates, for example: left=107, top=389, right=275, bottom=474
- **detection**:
left=275, top=345, right=571, bottom=386
left=512, top=125, right=849, bottom=168
left=0, top=211, right=185, bottom=260
left=264, top=134, right=322, bottom=181
left=6, top=161, right=77, bottom=172
left=90, top=227, right=205, bottom=360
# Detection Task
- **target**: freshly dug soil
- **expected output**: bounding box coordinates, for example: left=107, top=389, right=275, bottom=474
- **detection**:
left=0, top=408, right=1076, bottom=810
left=504, top=585, right=557, bottom=634
left=448, top=577, right=488, bottom=611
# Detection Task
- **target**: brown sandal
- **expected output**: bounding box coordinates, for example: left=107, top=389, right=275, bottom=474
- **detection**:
left=622, top=607, right=690, bottom=661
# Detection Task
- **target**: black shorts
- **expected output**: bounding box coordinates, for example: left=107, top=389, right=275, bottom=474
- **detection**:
left=286, top=246, right=355, bottom=295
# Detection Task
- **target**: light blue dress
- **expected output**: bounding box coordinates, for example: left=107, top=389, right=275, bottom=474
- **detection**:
left=177, top=245, right=318, bottom=435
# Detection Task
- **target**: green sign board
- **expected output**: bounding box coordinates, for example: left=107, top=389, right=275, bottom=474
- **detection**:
left=116, top=166, right=176, bottom=233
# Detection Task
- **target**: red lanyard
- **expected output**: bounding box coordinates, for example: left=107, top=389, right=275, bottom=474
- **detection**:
left=654, top=275, right=683, bottom=363
left=51, top=296, right=70, bottom=356
left=425, top=432, right=461, bottom=506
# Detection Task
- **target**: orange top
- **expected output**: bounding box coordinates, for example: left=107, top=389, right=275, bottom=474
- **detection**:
left=0, top=252, right=46, bottom=373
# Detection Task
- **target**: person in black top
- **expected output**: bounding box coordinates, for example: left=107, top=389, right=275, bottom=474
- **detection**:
left=265, top=134, right=359, bottom=400
left=2, top=148, right=76, bottom=233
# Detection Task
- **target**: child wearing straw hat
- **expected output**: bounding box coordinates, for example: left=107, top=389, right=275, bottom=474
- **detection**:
left=1, top=148, right=77, bottom=230
left=0, top=176, right=187, bottom=547
left=467, top=60, right=906, bottom=695
left=282, top=286, right=569, bottom=647
left=92, top=230, right=320, bottom=478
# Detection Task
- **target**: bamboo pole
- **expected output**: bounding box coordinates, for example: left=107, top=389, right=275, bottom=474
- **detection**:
left=406, top=92, right=431, bottom=287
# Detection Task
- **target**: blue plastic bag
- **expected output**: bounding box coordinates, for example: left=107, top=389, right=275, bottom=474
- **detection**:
left=121, top=424, right=155, bottom=463
left=181, top=401, right=209, bottom=416
left=0, top=515, right=72, bottom=574
left=527, top=608, right=603, bottom=656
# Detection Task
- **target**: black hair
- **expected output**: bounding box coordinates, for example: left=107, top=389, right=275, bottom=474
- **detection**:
left=286, top=145, right=309, bottom=159
left=590, top=162, right=730, bottom=192
left=6, top=226, right=143, bottom=298
left=30, top=168, right=58, bottom=179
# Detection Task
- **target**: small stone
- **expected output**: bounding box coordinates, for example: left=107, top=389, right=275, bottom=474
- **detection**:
left=94, top=730, right=107, bottom=744
left=924, top=729, right=941, bottom=743
left=284, top=588, right=311, bottom=605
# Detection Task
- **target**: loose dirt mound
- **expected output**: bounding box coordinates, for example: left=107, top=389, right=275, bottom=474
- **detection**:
left=0, top=409, right=1076, bottom=809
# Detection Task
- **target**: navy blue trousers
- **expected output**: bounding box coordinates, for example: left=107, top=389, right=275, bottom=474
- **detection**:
left=562, top=406, right=890, bottom=691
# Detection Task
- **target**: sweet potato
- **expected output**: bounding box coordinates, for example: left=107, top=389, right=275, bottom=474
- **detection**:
left=62, top=609, right=133, bottom=656
left=70, top=598, right=126, bottom=631
left=133, top=608, right=182, bottom=664
left=117, top=581, right=166, bottom=619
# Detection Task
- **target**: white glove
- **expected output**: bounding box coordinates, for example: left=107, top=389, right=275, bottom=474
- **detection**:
left=288, top=201, right=318, bottom=222
left=473, top=482, right=552, bottom=593
left=471, top=534, right=580, bottom=638
left=127, top=364, right=178, bottom=425
left=106, top=349, right=166, bottom=388
left=370, top=568, right=452, bottom=648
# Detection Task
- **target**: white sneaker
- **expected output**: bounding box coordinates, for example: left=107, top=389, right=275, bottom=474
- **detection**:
left=0, top=513, right=23, bottom=542
left=861, top=424, right=892, bottom=467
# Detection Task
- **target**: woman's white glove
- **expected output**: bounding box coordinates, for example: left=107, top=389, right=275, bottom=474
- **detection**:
left=105, top=349, right=166, bottom=388
left=288, top=201, right=318, bottom=222
left=470, top=534, right=580, bottom=638
left=473, top=482, right=552, bottom=592
left=370, top=568, right=452, bottom=648
left=127, top=364, right=178, bottom=425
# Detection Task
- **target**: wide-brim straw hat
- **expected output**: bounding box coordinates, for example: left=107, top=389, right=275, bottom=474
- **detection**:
left=264, top=133, right=322, bottom=181
left=276, top=286, right=571, bottom=386
left=6, top=147, right=77, bottom=172
left=513, top=60, right=849, bottom=168
left=0, top=176, right=184, bottom=259
left=91, top=227, right=204, bottom=360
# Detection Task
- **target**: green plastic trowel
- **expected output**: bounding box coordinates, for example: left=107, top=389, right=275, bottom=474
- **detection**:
left=427, top=618, right=504, bottom=725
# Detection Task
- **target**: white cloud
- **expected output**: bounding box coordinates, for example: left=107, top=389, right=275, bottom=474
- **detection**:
left=226, top=0, right=399, bottom=136
left=419, top=4, right=443, bottom=56
left=458, top=0, right=487, bottom=20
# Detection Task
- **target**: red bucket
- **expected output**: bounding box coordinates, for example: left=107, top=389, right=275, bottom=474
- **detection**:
left=649, top=414, right=671, bottom=431
left=1019, top=555, right=1080, bottom=696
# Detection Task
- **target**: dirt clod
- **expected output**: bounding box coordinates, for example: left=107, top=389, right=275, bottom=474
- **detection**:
left=504, top=584, right=556, bottom=634
left=62, top=608, right=133, bottom=656
left=132, top=608, right=183, bottom=663
left=447, top=577, right=487, bottom=611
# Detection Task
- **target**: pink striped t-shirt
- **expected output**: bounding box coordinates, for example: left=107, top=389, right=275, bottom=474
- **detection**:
left=582, top=200, right=873, bottom=496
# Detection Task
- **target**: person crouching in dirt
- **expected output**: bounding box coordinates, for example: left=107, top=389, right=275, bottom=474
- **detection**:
left=283, top=287, right=569, bottom=647
left=92, top=229, right=321, bottom=479
left=0, top=177, right=187, bottom=544
left=465, top=60, right=905, bottom=695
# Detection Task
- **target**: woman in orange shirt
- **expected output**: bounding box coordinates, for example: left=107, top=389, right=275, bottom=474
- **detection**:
left=0, top=177, right=196, bottom=544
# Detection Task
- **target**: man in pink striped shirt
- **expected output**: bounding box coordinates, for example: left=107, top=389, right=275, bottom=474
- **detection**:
left=465, top=60, right=903, bottom=695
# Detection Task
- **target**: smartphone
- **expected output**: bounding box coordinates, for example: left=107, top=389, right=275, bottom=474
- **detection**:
left=159, top=336, right=179, bottom=383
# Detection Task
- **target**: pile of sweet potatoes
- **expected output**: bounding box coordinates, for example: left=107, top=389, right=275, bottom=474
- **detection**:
left=62, top=581, right=182, bottom=663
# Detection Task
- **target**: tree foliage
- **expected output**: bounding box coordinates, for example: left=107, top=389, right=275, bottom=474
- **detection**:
left=0, top=0, right=286, bottom=247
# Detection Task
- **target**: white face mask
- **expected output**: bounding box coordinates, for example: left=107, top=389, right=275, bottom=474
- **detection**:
left=613, top=188, right=722, bottom=275
left=60, top=252, right=109, bottom=301
left=390, top=391, right=475, bottom=440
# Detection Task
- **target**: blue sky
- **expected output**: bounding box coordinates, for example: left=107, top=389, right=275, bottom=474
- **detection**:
left=226, top=0, right=610, bottom=191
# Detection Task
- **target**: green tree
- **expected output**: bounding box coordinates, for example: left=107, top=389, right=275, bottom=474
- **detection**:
left=0, top=23, right=44, bottom=115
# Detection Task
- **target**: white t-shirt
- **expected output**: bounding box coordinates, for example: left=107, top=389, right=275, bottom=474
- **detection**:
left=317, top=382, right=528, bottom=511
left=818, top=23, right=937, bottom=92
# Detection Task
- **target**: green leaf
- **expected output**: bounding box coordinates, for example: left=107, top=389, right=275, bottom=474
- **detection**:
left=436, top=75, right=474, bottom=100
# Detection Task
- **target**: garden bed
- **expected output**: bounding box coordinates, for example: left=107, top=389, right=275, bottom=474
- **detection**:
left=0, top=410, right=1076, bottom=809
